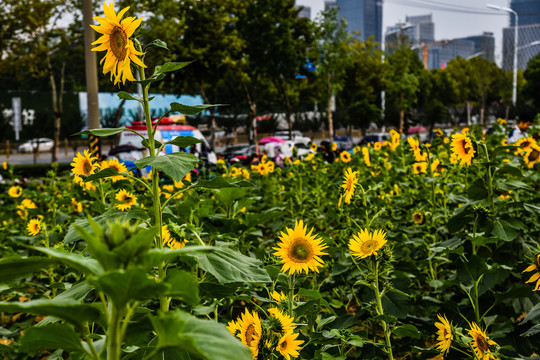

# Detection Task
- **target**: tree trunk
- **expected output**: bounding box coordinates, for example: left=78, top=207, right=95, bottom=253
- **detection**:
left=199, top=86, right=216, bottom=150
left=505, top=104, right=510, bottom=122
left=399, top=109, right=404, bottom=134
left=480, top=106, right=485, bottom=127
left=241, top=81, right=257, bottom=146
left=280, top=79, right=293, bottom=140
left=327, top=73, right=334, bottom=140
left=47, top=55, right=64, bottom=163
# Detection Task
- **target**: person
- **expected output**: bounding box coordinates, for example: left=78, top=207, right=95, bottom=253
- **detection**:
left=508, top=118, right=533, bottom=143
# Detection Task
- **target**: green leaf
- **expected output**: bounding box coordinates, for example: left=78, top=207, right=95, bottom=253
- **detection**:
left=165, top=136, right=203, bottom=148
left=463, top=255, right=488, bottom=281
left=32, top=247, right=103, bottom=276
left=163, top=270, right=199, bottom=305
left=135, top=153, right=199, bottom=182
left=523, top=203, right=540, bottom=214
left=491, top=220, right=520, bottom=241
left=84, top=168, right=122, bottom=182
left=64, top=208, right=148, bottom=244
left=0, top=299, right=100, bottom=326
left=155, top=61, right=194, bottom=74
left=381, top=291, right=408, bottom=319
left=170, top=102, right=222, bottom=116
left=73, top=127, right=127, bottom=137
left=91, top=268, right=168, bottom=308
left=467, top=179, right=488, bottom=200
left=118, top=91, right=143, bottom=102
left=150, top=310, right=251, bottom=360
left=194, top=177, right=253, bottom=189
left=20, top=324, right=85, bottom=354
left=141, top=246, right=212, bottom=268
left=142, top=138, right=163, bottom=150
left=522, top=324, right=540, bottom=337
left=144, top=39, right=168, bottom=52
left=524, top=302, right=540, bottom=323
left=0, top=257, right=54, bottom=283
left=393, top=324, right=420, bottom=338
left=494, top=178, right=531, bottom=191
left=188, top=246, right=271, bottom=284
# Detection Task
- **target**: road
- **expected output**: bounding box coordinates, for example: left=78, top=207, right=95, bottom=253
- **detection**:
left=0, top=146, right=112, bottom=165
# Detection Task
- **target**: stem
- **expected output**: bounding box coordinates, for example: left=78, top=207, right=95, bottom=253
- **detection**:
left=473, top=277, right=481, bottom=324
left=481, top=143, right=495, bottom=213
left=288, top=274, right=295, bottom=317
left=135, top=41, right=168, bottom=312
left=373, top=259, right=394, bottom=360
left=107, top=305, right=122, bottom=360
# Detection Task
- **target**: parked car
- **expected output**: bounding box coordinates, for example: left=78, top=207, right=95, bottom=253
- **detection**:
left=18, top=138, right=54, bottom=153
left=274, top=130, right=311, bottom=146
left=333, top=136, right=354, bottom=150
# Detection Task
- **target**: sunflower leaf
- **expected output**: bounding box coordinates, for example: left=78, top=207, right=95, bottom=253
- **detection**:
left=149, top=310, right=251, bottom=360
left=134, top=153, right=199, bottom=182
left=165, top=136, right=202, bottom=148
left=155, top=61, right=194, bottom=74
left=73, top=127, right=127, bottom=137
left=117, top=91, right=143, bottom=103
left=19, top=324, right=86, bottom=354
left=169, top=103, right=224, bottom=116
left=144, top=39, right=169, bottom=52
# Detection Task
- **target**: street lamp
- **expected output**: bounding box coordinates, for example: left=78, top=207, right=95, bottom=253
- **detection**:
left=517, top=40, right=540, bottom=50
left=487, top=3, right=518, bottom=106
left=466, top=51, right=484, bottom=60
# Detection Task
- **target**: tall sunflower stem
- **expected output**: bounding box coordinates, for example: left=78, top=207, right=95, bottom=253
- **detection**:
left=481, top=143, right=495, bottom=213
left=135, top=50, right=168, bottom=312
left=288, top=274, right=295, bottom=318
left=373, top=258, right=394, bottom=360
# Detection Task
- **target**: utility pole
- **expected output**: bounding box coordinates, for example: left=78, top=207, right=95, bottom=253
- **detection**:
left=83, top=0, right=100, bottom=130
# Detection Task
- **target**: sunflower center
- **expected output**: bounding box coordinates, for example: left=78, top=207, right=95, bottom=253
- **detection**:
left=460, top=140, right=470, bottom=154
left=280, top=338, right=288, bottom=350
left=346, top=178, right=354, bottom=191
left=83, top=160, right=93, bottom=175
left=123, top=195, right=133, bottom=203
left=289, top=238, right=313, bottom=262
left=535, top=254, right=540, bottom=272
left=522, top=140, right=531, bottom=148
left=529, top=149, right=539, bottom=162
left=476, top=334, right=489, bottom=353
left=245, top=324, right=256, bottom=346
left=361, top=240, right=378, bottom=254
left=110, top=27, right=128, bottom=60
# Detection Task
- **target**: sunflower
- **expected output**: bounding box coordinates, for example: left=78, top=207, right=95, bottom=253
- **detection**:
left=414, top=151, right=428, bottom=162
left=390, top=130, right=401, bottom=151
left=467, top=323, right=498, bottom=360
left=412, top=211, right=424, bottom=224
left=374, top=142, right=382, bottom=151
left=8, top=186, right=22, bottom=198
left=305, top=153, right=315, bottom=162
left=431, top=158, right=444, bottom=176
left=271, top=291, right=288, bottom=302
left=74, top=175, right=97, bottom=191
left=115, top=189, right=137, bottom=211
left=20, top=199, right=37, bottom=209
left=2, top=161, right=7, bottom=170
left=101, top=158, right=127, bottom=182
left=227, top=319, right=241, bottom=337
left=310, top=142, right=317, bottom=151
left=273, top=220, right=328, bottom=275
left=72, top=198, right=83, bottom=212
left=408, top=137, right=420, bottom=153
left=27, top=219, right=41, bottom=236
left=434, top=128, right=444, bottom=137
left=237, top=309, right=262, bottom=359
left=434, top=314, right=453, bottom=355
left=353, top=145, right=361, bottom=154
left=338, top=167, right=359, bottom=207
left=331, top=142, right=337, bottom=151
left=451, top=133, right=475, bottom=166
left=412, top=162, right=427, bottom=174
left=523, top=253, right=540, bottom=291
left=348, top=228, right=387, bottom=259
left=340, top=151, right=352, bottom=163
left=268, top=308, right=296, bottom=334
left=515, top=136, right=536, bottom=154
left=162, top=225, right=188, bottom=249
left=91, top=1, right=146, bottom=85
left=523, top=143, right=540, bottom=168
left=276, top=331, right=303, bottom=360
left=71, top=150, right=97, bottom=176
left=362, top=147, right=371, bottom=167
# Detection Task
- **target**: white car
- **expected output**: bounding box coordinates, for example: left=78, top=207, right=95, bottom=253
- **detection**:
left=274, top=130, right=311, bottom=146
left=18, top=138, right=55, bottom=153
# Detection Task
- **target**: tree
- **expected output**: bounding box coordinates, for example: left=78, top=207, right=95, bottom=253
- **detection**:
left=1, top=0, right=83, bottom=162
left=383, top=47, right=424, bottom=132
left=468, top=57, right=503, bottom=126
left=523, top=53, right=540, bottom=111
left=312, top=7, right=351, bottom=139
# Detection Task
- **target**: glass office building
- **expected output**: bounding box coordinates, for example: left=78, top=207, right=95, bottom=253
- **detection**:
left=325, top=0, right=383, bottom=44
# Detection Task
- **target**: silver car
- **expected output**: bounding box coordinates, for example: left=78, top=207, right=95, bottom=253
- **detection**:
left=18, top=138, right=55, bottom=153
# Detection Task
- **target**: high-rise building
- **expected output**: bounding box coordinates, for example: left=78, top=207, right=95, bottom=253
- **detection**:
left=405, top=14, right=435, bottom=44
left=503, top=24, right=540, bottom=70
left=510, top=0, right=540, bottom=27
left=296, top=5, right=311, bottom=19
left=324, top=0, right=383, bottom=44
left=425, top=39, right=475, bottom=70
left=455, top=32, right=495, bottom=62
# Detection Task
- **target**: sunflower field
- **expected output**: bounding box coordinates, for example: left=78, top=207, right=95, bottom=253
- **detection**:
left=1, top=2, right=540, bottom=360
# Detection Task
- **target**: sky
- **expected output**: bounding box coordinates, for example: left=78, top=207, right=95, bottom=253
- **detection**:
left=296, top=0, right=513, bottom=65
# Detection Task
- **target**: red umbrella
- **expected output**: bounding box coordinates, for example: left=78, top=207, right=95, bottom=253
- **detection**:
left=407, top=126, right=427, bottom=134
left=259, top=136, right=286, bottom=144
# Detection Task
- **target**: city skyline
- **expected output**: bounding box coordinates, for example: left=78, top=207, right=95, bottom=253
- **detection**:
left=297, top=0, right=513, bottom=66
